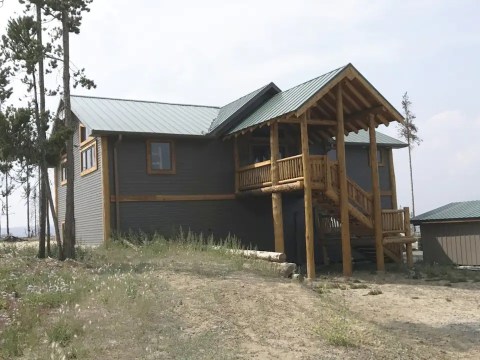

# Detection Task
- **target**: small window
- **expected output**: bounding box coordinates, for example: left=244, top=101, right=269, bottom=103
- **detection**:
left=79, top=123, right=93, bottom=146
left=250, top=144, right=286, bottom=163
left=368, top=148, right=384, bottom=167
left=80, top=141, right=97, bottom=176
left=60, top=157, right=67, bottom=185
left=147, top=140, right=175, bottom=174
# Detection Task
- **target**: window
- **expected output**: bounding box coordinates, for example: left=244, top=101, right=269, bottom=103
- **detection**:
left=79, top=123, right=93, bottom=146
left=368, top=148, right=384, bottom=167
left=147, top=140, right=175, bottom=174
left=80, top=141, right=97, bottom=176
left=250, top=143, right=286, bottom=163
left=60, top=157, right=67, bottom=185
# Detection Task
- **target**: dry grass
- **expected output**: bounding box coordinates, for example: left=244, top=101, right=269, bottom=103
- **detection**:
left=1, top=234, right=480, bottom=359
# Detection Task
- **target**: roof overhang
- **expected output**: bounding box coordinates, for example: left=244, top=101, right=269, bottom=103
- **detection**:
left=411, top=218, right=480, bottom=226
left=226, top=63, right=405, bottom=139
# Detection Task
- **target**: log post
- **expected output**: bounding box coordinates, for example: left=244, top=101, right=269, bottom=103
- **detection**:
left=270, top=122, right=285, bottom=253
left=234, top=137, right=240, bottom=193
left=404, top=207, right=414, bottom=268
left=300, top=113, right=315, bottom=279
left=336, top=83, right=352, bottom=277
left=369, top=114, right=385, bottom=272
left=388, top=149, right=398, bottom=209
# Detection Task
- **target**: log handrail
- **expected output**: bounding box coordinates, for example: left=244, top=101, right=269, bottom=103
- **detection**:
left=278, top=154, right=303, bottom=182
left=381, top=209, right=406, bottom=234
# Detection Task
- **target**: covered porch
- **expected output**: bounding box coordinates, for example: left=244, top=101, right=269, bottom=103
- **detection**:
left=227, top=64, right=415, bottom=278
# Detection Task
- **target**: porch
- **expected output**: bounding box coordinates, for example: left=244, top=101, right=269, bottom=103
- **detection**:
left=226, top=64, right=416, bottom=278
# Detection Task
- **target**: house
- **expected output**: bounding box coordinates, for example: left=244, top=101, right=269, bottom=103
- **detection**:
left=54, top=63, right=416, bottom=278
left=412, top=201, right=480, bottom=266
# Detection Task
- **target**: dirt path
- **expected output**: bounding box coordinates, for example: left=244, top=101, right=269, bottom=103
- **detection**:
left=327, top=273, right=480, bottom=360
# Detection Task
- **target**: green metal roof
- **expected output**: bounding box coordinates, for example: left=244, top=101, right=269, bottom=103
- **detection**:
left=71, top=95, right=219, bottom=136
left=344, top=130, right=407, bottom=148
left=412, top=201, right=480, bottom=224
left=227, top=65, right=347, bottom=134
left=209, top=83, right=278, bottom=132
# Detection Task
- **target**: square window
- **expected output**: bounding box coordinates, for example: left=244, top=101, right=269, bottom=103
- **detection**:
left=80, top=141, right=97, bottom=175
left=147, top=140, right=175, bottom=174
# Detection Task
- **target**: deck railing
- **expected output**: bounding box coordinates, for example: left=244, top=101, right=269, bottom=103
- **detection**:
left=238, top=160, right=271, bottom=190
left=237, top=155, right=373, bottom=219
left=381, top=208, right=409, bottom=235
left=278, top=155, right=303, bottom=183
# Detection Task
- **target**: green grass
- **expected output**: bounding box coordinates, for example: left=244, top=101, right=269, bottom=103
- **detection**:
left=0, top=232, right=275, bottom=358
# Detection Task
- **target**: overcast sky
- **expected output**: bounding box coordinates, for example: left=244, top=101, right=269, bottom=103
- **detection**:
left=1, top=0, right=479, bottom=229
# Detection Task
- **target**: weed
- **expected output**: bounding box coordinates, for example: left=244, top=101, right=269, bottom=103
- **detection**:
left=47, top=317, right=84, bottom=347
left=349, top=283, right=369, bottom=290
left=366, top=289, right=383, bottom=296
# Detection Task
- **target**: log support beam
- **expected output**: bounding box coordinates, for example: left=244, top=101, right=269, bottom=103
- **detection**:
left=270, top=122, right=285, bottom=253
left=369, top=114, right=385, bottom=272
left=300, top=113, right=315, bottom=279
left=336, top=83, right=352, bottom=277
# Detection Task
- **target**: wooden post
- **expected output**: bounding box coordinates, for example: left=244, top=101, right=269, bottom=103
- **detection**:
left=233, top=137, right=240, bottom=193
left=404, top=207, right=414, bottom=268
left=388, top=149, right=398, bottom=209
left=101, top=137, right=111, bottom=244
left=270, top=122, right=285, bottom=253
left=300, top=113, right=315, bottom=279
left=369, top=115, right=385, bottom=272
left=336, top=83, right=352, bottom=277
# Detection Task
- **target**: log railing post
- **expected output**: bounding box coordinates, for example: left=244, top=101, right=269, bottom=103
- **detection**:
left=270, top=122, right=285, bottom=253
left=336, top=83, right=352, bottom=277
left=300, top=113, right=315, bottom=279
left=404, top=207, right=414, bottom=268
left=369, top=114, right=385, bottom=272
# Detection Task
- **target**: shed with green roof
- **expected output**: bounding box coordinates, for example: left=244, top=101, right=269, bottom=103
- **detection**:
left=412, top=201, right=480, bottom=265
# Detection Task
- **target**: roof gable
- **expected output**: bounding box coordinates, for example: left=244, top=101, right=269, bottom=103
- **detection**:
left=209, top=83, right=280, bottom=133
left=227, top=63, right=404, bottom=135
left=412, top=201, right=480, bottom=223
left=227, top=65, right=347, bottom=134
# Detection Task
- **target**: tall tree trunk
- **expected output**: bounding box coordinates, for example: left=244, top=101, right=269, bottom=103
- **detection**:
left=26, top=167, right=31, bottom=237
left=35, top=4, right=48, bottom=258
left=408, top=144, right=415, bottom=217
left=32, top=69, right=46, bottom=257
left=45, top=175, right=63, bottom=259
left=46, top=196, right=51, bottom=256
left=62, top=9, right=75, bottom=259
left=5, top=173, right=9, bottom=236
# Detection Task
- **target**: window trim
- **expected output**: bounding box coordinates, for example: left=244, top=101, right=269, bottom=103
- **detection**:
left=79, top=123, right=94, bottom=147
left=60, top=156, right=67, bottom=186
left=368, top=147, right=385, bottom=167
left=80, top=140, right=98, bottom=176
left=146, top=139, right=176, bottom=175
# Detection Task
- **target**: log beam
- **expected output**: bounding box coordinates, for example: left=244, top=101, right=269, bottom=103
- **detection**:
left=236, top=181, right=304, bottom=196
left=270, top=122, right=285, bottom=253
left=301, top=112, right=315, bottom=279
left=369, top=114, right=385, bottom=271
left=336, top=83, right=352, bottom=277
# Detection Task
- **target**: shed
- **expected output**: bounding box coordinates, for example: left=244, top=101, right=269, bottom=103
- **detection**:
left=411, top=201, right=480, bottom=265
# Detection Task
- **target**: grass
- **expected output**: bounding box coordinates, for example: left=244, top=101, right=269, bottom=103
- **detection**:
left=0, top=231, right=278, bottom=359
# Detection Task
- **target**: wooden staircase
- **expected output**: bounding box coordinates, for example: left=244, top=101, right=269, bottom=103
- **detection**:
left=312, top=156, right=416, bottom=265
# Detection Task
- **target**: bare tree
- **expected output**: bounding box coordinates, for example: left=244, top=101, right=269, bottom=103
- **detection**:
left=398, top=92, right=422, bottom=217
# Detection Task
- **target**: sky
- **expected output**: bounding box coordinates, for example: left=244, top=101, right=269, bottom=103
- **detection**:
left=0, top=0, right=479, bottom=229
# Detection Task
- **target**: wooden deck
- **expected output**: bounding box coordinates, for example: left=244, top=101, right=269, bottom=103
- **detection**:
left=237, top=154, right=415, bottom=265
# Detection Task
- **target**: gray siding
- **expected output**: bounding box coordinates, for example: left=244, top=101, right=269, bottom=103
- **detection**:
left=110, top=136, right=274, bottom=249
left=56, top=117, right=104, bottom=246
left=420, top=222, right=480, bottom=266
left=116, top=137, right=234, bottom=195
left=118, top=198, right=274, bottom=250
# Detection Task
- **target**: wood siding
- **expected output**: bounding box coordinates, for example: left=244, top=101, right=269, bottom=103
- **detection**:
left=56, top=115, right=104, bottom=245
left=420, top=222, right=480, bottom=265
